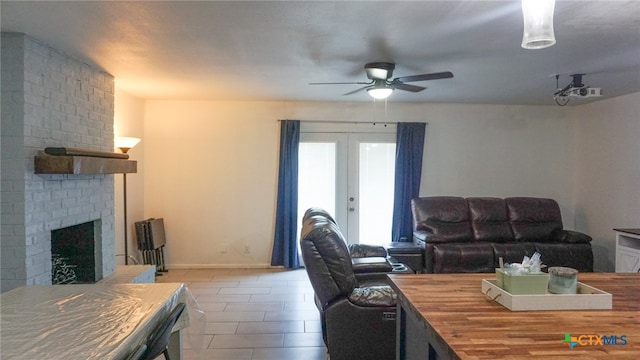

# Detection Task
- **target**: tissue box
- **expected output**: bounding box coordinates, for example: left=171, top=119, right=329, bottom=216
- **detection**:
left=495, top=268, right=549, bottom=295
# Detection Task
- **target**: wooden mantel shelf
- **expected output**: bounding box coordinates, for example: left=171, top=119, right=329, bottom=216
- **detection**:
left=35, top=154, right=137, bottom=174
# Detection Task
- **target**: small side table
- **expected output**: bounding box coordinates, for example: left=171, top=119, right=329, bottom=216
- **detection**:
left=614, top=228, right=640, bottom=272
left=384, top=242, right=424, bottom=273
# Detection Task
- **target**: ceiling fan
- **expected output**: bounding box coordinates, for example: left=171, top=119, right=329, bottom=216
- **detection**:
left=310, top=62, right=454, bottom=99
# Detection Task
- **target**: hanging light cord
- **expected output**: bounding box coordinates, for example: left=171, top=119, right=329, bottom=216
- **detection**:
left=371, top=98, right=390, bottom=127
left=373, top=98, right=377, bottom=124
left=384, top=98, right=388, bottom=127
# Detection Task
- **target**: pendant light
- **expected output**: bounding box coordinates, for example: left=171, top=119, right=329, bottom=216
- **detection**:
left=521, top=0, right=556, bottom=49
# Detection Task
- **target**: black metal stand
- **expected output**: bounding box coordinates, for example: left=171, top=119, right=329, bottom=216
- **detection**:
left=123, top=173, right=129, bottom=265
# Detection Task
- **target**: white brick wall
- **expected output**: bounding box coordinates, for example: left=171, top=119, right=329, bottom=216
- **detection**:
left=1, top=33, right=116, bottom=291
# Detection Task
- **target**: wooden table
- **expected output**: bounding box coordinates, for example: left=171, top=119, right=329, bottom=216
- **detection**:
left=388, top=273, right=640, bottom=359
left=0, top=283, right=188, bottom=360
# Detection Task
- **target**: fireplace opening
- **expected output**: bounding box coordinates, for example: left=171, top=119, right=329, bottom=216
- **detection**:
left=51, top=220, right=103, bottom=284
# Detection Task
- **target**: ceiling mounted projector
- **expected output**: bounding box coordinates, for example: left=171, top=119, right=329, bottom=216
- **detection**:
left=553, top=73, right=602, bottom=106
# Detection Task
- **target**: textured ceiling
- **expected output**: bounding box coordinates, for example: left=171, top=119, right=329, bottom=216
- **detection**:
left=2, top=1, right=639, bottom=105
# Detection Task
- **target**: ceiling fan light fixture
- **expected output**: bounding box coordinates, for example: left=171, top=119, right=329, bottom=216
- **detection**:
left=367, top=87, right=394, bottom=100
left=368, top=68, right=390, bottom=80
left=364, top=62, right=395, bottom=80
left=521, top=0, right=556, bottom=50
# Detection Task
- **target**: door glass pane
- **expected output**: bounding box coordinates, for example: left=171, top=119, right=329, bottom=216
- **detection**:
left=297, top=142, right=336, bottom=232
left=358, top=142, right=396, bottom=245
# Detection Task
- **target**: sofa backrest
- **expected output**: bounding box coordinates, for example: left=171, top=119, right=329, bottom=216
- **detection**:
left=411, top=196, right=473, bottom=242
left=467, top=197, right=514, bottom=243
left=300, top=212, right=357, bottom=309
left=506, top=197, right=563, bottom=242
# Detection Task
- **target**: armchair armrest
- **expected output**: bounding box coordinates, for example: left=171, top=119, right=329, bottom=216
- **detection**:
left=349, top=244, right=388, bottom=258
left=552, top=229, right=592, bottom=243
left=348, top=285, right=396, bottom=307
left=351, top=257, right=393, bottom=273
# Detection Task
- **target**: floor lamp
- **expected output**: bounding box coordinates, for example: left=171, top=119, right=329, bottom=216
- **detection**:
left=115, top=137, right=141, bottom=265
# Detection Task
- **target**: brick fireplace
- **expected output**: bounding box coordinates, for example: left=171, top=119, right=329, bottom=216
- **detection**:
left=1, top=33, right=116, bottom=292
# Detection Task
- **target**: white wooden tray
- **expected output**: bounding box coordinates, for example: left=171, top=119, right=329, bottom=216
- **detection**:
left=482, top=279, right=612, bottom=311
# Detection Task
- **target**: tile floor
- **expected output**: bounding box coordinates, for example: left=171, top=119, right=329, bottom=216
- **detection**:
left=156, top=268, right=328, bottom=360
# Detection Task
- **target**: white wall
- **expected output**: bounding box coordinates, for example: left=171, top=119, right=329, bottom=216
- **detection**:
left=413, top=104, right=576, bottom=219
left=143, top=100, right=580, bottom=268
left=114, top=88, right=145, bottom=265
left=572, top=93, right=640, bottom=271
left=143, top=101, right=285, bottom=268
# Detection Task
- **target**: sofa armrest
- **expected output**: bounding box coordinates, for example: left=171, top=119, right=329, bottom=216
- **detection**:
left=552, top=229, right=592, bottom=243
left=349, top=244, right=388, bottom=258
left=352, top=257, right=394, bottom=273
left=413, top=230, right=449, bottom=244
left=348, top=286, right=396, bottom=307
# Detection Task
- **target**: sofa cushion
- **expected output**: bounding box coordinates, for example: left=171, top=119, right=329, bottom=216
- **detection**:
left=491, top=242, right=537, bottom=266
left=348, top=286, right=397, bottom=307
left=506, top=197, right=563, bottom=242
left=432, top=242, right=495, bottom=273
left=468, top=197, right=514, bottom=243
left=411, top=197, right=473, bottom=242
left=534, top=242, right=594, bottom=272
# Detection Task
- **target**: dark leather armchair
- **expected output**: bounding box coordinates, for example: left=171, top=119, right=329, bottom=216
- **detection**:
left=302, top=207, right=412, bottom=278
left=300, top=209, right=398, bottom=360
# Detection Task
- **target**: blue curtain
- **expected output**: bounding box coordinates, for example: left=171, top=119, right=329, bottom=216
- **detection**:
left=391, top=122, right=426, bottom=242
left=270, top=120, right=301, bottom=269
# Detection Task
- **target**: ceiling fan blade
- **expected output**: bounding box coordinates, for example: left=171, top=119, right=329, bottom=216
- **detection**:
left=343, top=85, right=374, bottom=96
left=309, top=81, right=372, bottom=85
left=394, top=71, right=454, bottom=83
left=393, top=83, right=426, bottom=92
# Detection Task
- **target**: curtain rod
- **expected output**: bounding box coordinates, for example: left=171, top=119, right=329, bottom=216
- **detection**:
left=277, top=119, right=428, bottom=125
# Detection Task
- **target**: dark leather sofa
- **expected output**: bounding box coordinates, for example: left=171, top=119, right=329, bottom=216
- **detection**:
left=300, top=208, right=401, bottom=360
left=411, top=196, right=593, bottom=273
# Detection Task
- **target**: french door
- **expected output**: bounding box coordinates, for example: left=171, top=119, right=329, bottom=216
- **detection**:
left=298, top=130, right=396, bottom=246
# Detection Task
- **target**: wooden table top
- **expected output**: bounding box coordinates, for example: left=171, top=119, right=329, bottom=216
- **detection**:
left=388, top=273, right=640, bottom=359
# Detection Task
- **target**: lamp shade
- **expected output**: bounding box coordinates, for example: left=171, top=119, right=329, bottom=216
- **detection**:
left=521, top=0, right=556, bottom=49
left=367, top=87, right=394, bottom=100
left=115, top=137, right=141, bottom=153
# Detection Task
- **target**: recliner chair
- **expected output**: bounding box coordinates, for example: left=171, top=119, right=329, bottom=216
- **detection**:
left=302, top=208, right=412, bottom=278
left=300, top=209, right=398, bottom=360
